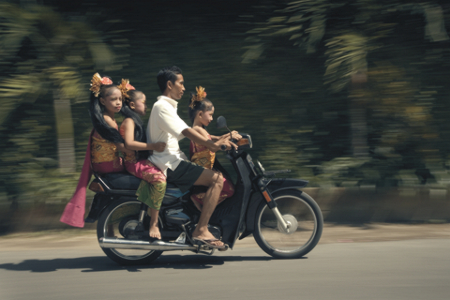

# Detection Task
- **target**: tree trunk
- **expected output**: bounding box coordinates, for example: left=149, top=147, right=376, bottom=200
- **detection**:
left=349, top=71, right=369, bottom=158
left=53, top=90, right=76, bottom=173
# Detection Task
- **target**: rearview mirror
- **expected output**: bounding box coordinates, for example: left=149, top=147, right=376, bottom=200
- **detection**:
left=216, top=116, right=227, bottom=129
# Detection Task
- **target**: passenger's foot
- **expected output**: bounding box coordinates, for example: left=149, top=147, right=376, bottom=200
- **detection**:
left=149, top=224, right=161, bottom=241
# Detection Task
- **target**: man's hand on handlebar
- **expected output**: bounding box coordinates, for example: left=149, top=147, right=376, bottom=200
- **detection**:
left=217, top=131, right=241, bottom=151
left=208, top=139, right=237, bottom=152
left=218, top=139, right=238, bottom=151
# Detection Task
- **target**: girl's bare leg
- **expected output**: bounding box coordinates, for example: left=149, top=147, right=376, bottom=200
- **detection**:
left=191, top=196, right=203, bottom=212
left=148, top=208, right=161, bottom=240
left=191, top=170, right=224, bottom=247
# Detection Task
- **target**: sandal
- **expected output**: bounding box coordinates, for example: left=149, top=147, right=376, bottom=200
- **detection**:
left=192, top=237, right=227, bottom=250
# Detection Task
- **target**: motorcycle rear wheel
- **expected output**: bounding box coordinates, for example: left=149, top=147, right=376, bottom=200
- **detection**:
left=253, top=189, right=323, bottom=259
left=97, top=198, right=163, bottom=265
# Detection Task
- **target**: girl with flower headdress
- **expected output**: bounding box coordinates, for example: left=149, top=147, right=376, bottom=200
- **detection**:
left=187, top=86, right=239, bottom=211
left=60, top=73, right=133, bottom=228
left=118, top=79, right=167, bottom=240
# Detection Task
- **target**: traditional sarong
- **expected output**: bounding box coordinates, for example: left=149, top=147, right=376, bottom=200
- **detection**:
left=60, top=125, right=124, bottom=228
left=120, top=125, right=166, bottom=210
left=189, top=135, right=234, bottom=205
left=91, top=129, right=125, bottom=174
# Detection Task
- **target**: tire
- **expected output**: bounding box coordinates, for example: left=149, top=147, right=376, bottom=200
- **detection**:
left=253, top=189, right=323, bottom=259
left=97, top=197, right=163, bottom=265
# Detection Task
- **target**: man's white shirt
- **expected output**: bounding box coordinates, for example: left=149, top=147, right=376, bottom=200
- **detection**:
left=147, top=95, right=190, bottom=175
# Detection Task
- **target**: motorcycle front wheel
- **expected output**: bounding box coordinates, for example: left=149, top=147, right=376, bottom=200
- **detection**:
left=97, top=197, right=163, bottom=265
left=253, top=189, right=323, bottom=259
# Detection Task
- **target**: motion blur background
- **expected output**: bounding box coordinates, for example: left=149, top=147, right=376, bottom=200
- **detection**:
left=1, top=0, right=450, bottom=233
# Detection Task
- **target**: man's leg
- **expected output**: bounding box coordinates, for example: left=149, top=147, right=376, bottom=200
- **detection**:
left=191, top=169, right=224, bottom=244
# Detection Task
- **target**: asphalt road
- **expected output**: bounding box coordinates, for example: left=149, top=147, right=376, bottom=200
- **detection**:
left=1, top=237, right=449, bottom=300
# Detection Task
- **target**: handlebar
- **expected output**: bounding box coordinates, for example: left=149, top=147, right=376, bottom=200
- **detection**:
left=218, top=132, right=252, bottom=152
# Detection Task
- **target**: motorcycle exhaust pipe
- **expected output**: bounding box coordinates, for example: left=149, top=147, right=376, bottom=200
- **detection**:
left=99, top=237, right=198, bottom=251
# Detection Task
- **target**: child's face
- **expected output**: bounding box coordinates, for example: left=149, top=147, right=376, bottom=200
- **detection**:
left=198, top=106, right=215, bottom=127
left=100, top=88, right=122, bottom=114
left=132, top=94, right=147, bottom=116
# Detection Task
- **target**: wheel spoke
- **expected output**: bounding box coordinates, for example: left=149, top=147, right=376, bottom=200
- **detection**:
left=254, top=191, right=323, bottom=258
left=102, top=201, right=156, bottom=261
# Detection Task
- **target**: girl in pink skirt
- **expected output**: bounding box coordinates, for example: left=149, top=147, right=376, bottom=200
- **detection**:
left=118, top=79, right=167, bottom=240
left=61, top=73, right=133, bottom=227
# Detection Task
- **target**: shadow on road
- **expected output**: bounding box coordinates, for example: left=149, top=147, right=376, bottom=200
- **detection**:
left=0, top=254, right=298, bottom=273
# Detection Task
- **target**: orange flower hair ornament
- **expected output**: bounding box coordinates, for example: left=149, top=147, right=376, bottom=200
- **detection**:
left=189, top=86, right=207, bottom=109
left=117, top=78, right=136, bottom=101
left=90, top=73, right=113, bottom=97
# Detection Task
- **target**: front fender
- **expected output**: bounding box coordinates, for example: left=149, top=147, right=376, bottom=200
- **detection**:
left=266, top=178, right=308, bottom=194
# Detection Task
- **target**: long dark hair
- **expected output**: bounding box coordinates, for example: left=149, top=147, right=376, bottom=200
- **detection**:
left=89, top=83, right=125, bottom=143
left=120, top=90, right=149, bottom=160
left=187, top=93, right=213, bottom=125
left=120, top=90, right=146, bottom=143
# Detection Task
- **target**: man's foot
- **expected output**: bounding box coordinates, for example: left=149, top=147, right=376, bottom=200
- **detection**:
left=192, top=227, right=224, bottom=248
left=149, top=224, right=161, bottom=241
left=192, top=237, right=227, bottom=250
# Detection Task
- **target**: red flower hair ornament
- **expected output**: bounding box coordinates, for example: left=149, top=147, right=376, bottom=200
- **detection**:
left=90, top=73, right=113, bottom=97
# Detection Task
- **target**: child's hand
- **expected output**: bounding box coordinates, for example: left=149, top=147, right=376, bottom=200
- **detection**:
left=123, top=148, right=135, bottom=156
left=220, top=131, right=241, bottom=141
left=230, top=131, right=242, bottom=141
left=150, top=142, right=166, bottom=152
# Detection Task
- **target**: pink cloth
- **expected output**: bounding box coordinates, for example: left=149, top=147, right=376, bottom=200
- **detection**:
left=124, top=160, right=166, bottom=184
left=189, top=139, right=235, bottom=204
left=92, top=160, right=124, bottom=174
left=60, top=130, right=94, bottom=228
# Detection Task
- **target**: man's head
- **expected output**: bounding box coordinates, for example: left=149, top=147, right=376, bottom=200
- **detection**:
left=157, top=66, right=185, bottom=100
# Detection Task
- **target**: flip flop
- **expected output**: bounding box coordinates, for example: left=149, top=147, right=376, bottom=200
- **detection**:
left=192, top=237, right=227, bottom=250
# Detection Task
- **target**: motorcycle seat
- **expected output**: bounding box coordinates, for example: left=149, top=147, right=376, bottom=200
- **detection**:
left=95, top=173, right=180, bottom=192
left=97, top=173, right=141, bottom=190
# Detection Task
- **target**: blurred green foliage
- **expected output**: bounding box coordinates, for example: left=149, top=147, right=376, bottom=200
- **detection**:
left=243, top=0, right=450, bottom=186
left=2, top=0, right=450, bottom=230
left=0, top=2, right=126, bottom=218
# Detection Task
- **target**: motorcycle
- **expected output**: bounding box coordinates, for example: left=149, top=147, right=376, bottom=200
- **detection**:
left=85, top=116, right=323, bottom=265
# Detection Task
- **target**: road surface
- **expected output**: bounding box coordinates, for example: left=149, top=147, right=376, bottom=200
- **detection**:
left=0, top=224, right=449, bottom=300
